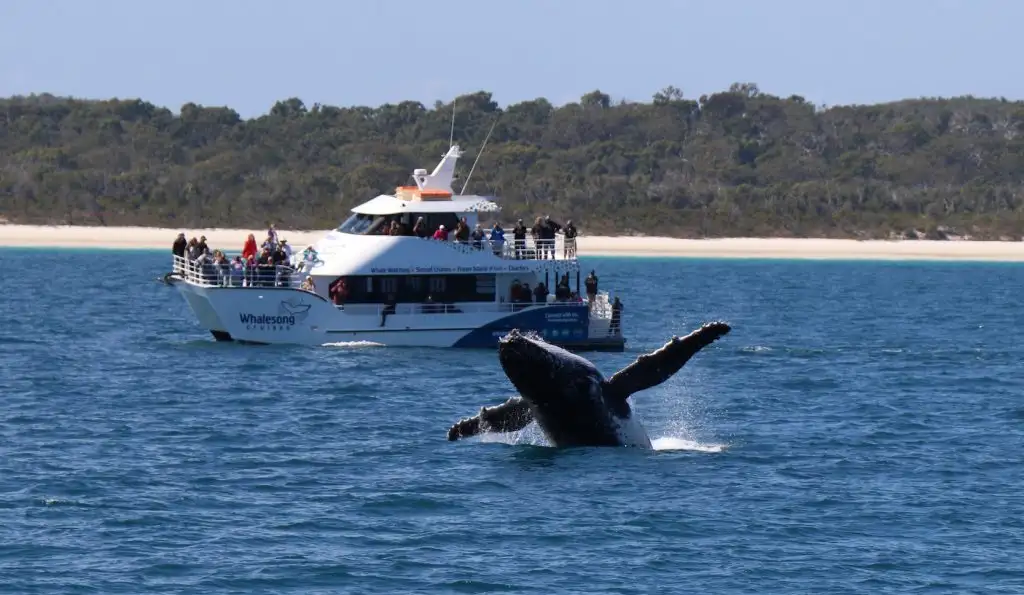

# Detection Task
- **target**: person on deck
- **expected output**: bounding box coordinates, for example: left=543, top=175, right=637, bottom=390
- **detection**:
left=584, top=270, right=598, bottom=309
left=242, top=233, right=258, bottom=260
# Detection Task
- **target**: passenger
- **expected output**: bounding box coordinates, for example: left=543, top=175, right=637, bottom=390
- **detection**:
left=280, top=239, right=292, bottom=260
left=489, top=222, right=505, bottom=256
left=172, top=232, right=187, bottom=258
left=470, top=224, right=486, bottom=249
left=230, top=256, right=244, bottom=286
left=329, top=278, right=348, bottom=306
left=541, top=216, right=561, bottom=259
left=172, top=233, right=187, bottom=274
left=563, top=220, right=578, bottom=258
left=266, top=223, right=278, bottom=246
left=257, top=247, right=274, bottom=287
left=242, top=233, right=258, bottom=260
left=196, top=235, right=210, bottom=257
left=300, top=276, right=316, bottom=293
left=186, top=237, right=200, bottom=260
left=454, top=218, right=470, bottom=243
left=555, top=276, right=571, bottom=301
left=511, top=219, right=528, bottom=259
left=533, top=282, right=549, bottom=303
left=509, top=279, right=522, bottom=304
left=609, top=297, right=623, bottom=335
left=584, top=270, right=598, bottom=308
left=531, top=217, right=545, bottom=259
left=412, top=217, right=429, bottom=238
left=432, top=225, right=448, bottom=240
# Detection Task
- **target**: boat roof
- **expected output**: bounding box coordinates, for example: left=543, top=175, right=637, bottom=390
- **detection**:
left=346, top=144, right=501, bottom=216
left=352, top=194, right=500, bottom=215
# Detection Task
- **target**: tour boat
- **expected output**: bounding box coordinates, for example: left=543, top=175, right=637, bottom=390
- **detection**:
left=166, top=145, right=626, bottom=351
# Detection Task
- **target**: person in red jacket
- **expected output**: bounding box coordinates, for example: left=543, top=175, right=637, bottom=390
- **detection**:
left=242, top=233, right=258, bottom=260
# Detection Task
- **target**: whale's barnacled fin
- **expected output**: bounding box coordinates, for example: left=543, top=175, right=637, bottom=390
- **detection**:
left=603, top=321, right=731, bottom=401
left=447, top=396, right=534, bottom=441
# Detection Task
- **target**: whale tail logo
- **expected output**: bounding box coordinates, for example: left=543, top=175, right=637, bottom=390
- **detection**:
left=278, top=297, right=311, bottom=322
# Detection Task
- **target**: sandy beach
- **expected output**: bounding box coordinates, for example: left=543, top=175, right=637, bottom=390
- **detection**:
left=1, top=224, right=1024, bottom=261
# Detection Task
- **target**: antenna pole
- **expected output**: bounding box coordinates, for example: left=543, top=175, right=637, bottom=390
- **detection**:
left=460, top=118, right=498, bottom=195
left=449, top=102, right=456, bottom=148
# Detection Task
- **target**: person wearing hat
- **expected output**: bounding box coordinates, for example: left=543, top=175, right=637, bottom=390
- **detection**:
left=196, top=235, right=210, bottom=257
left=432, top=224, right=448, bottom=240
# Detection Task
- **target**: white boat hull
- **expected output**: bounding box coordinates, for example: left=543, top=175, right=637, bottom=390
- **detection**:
left=172, top=281, right=624, bottom=351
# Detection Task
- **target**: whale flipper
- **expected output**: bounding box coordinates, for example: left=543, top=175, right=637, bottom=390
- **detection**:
left=603, top=321, right=731, bottom=401
left=447, top=396, right=534, bottom=441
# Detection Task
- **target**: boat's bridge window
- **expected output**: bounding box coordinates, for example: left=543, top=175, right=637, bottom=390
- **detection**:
left=336, top=213, right=380, bottom=235
left=337, top=212, right=463, bottom=235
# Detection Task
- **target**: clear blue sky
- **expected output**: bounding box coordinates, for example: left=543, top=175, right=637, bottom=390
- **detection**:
left=1, top=0, right=1020, bottom=119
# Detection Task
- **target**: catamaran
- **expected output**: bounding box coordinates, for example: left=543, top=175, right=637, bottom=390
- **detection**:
left=166, top=144, right=625, bottom=351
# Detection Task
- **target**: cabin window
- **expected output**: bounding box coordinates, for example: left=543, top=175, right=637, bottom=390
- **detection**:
left=328, top=274, right=496, bottom=304
left=413, top=213, right=460, bottom=234
left=377, top=276, right=399, bottom=294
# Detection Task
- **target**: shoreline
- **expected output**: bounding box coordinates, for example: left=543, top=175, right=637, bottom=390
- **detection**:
left=1, top=224, right=1024, bottom=262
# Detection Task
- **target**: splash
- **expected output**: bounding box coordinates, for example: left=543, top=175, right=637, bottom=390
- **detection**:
left=469, top=422, right=727, bottom=452
left=650, top=436, right=726, bottom=452
left=321, top=340, right=385, bottom=348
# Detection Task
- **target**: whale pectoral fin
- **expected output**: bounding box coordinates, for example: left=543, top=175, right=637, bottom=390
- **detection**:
left=447, top=396, right=534, bottom=441
left=604, top=321, right=731, bottom=400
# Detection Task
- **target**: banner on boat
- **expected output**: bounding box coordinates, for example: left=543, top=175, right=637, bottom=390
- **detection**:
left=368, top=264, right=534, bottom=275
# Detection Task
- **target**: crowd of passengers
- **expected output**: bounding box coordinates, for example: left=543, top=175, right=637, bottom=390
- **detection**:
left=169, top=215, right=584, bottom=289
left=170, top=224, right=306, bottom=287
left=387, top=215, right=578, bottom=260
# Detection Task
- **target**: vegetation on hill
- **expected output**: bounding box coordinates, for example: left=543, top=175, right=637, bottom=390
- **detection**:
left=1, top=84, right=1023, bottom=239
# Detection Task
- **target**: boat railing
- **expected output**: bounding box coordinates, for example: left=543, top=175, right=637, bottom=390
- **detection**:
left=434, top=236, right=578, bottom=261
left=335, top=292, right=614, bottom=319
left=589, top=291, right=614, bottom=320
left=170, top=255, right=301, bottom=288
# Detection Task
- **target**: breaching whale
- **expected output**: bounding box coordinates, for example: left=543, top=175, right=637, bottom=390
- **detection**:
left=447, top=321, right=731, bottom=448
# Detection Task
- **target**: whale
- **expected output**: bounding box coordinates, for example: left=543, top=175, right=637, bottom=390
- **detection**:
left=447, top=321, right=731, bottom=448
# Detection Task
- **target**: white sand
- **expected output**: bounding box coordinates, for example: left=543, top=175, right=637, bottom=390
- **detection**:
left=1, top=224, right=1023, bottom=261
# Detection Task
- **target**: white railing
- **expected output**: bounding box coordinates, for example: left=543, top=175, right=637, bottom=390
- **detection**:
left=430, top=235, right=579, bottom=261
left=170, top=255, right=301, bottom=288
left=332, top=291, right=614, bottom=320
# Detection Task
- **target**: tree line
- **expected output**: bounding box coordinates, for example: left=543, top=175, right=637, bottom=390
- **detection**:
left=1, top=83, right=1023, bottom=239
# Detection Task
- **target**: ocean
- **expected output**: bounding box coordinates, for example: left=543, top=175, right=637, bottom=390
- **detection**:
left=1, top=248, right=1022, bottom=593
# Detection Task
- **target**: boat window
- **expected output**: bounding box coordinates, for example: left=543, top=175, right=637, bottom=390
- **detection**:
left=336, top=213, right=384, bottom=235
left=328, top=274, right=496, bottom=304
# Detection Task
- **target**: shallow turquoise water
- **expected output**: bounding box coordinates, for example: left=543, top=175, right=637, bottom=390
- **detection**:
left=1, top=249, right=1022, bottom=593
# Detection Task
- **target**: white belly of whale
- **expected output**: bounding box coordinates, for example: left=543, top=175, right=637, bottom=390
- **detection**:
left=612, top=414, right=652, bottom=448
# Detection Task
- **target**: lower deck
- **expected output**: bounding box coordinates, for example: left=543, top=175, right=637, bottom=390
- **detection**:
left=167, top=254, right=624, bottom=351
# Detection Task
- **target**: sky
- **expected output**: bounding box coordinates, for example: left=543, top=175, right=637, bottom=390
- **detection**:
left=1, top=0, right=1021, bottom=119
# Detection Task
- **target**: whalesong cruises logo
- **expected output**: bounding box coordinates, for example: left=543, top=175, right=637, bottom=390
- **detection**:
left=240, top=297, right=311, bottom=331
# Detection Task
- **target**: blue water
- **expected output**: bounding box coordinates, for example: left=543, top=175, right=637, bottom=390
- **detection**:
left=1, top=248, right=1023, bottom=594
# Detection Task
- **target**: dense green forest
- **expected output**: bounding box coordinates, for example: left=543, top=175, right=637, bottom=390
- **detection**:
left=2, top=84, right=1024, bottom=239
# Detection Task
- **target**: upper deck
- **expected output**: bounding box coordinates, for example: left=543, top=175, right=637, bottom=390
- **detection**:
left=305, top=234, right=580, bottom=278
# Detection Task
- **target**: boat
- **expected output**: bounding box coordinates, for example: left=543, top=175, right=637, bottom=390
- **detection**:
left=166, top=144, right=626, bottom=351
